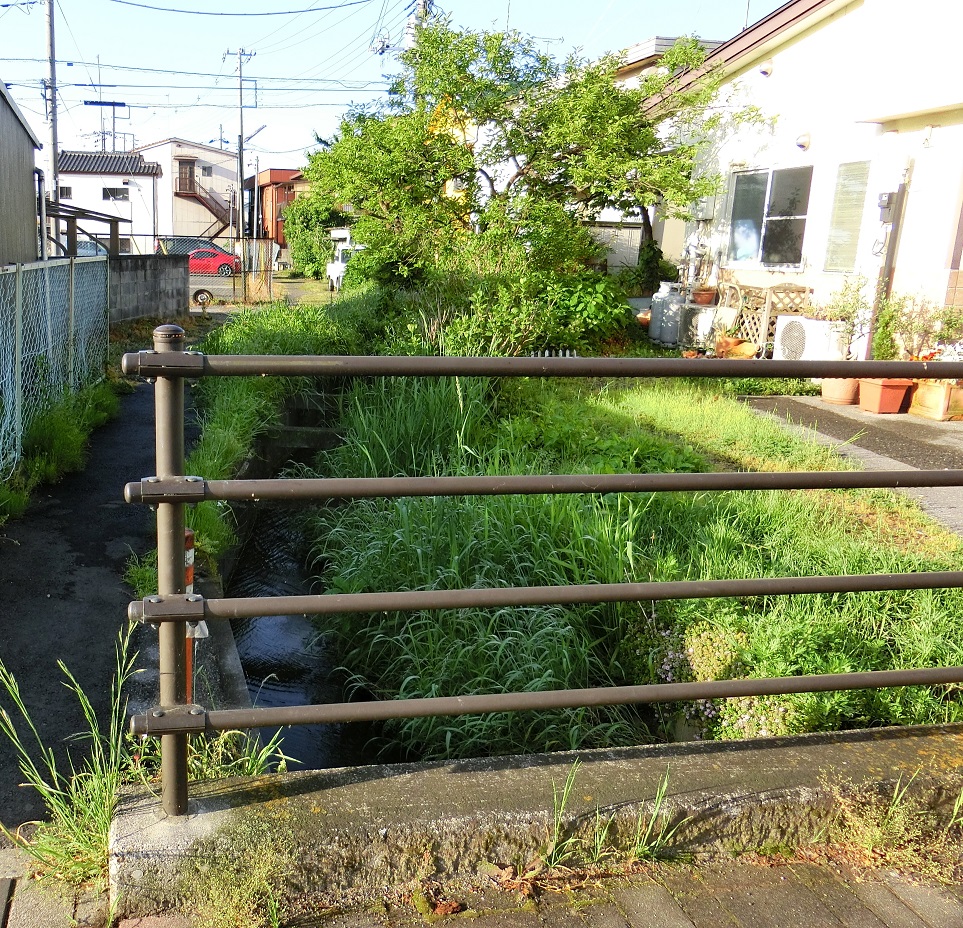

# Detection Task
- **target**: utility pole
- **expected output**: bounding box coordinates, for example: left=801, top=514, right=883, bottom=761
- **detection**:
left=225, top=47, right=254, bottom=302
left=46, top=0, right=59, bottom=241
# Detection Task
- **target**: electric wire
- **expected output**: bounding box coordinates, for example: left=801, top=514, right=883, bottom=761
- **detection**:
left=291, top=5, right=407, bottom=83
left=105, top=0, right=372, bottom=15
left=245, top=0, right=350, bottom=55
left=253, top=0, right=380, bottom=58
left=0, top=57, right=389, bottom=85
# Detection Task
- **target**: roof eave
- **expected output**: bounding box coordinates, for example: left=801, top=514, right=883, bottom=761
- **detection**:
left=1, top=80, right=42, bottom=150
left=666, top=0, right=856, bottom=96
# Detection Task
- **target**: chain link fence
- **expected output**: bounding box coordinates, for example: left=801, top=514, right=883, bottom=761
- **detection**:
left=0, top=257, right=109, bottom=478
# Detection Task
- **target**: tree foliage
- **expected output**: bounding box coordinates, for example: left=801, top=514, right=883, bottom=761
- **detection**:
left=282, top=195, right=348, bottom=279
left=302, top=18, right=724, bottom=283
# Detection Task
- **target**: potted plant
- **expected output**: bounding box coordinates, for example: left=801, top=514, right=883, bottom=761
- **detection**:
left=877, top=295, right=963, bottom=418
left=691, top=284, right=717, bottom=306
left=909, top=375, right=963, bottom=420
left=877, top=294, right=963, bottom=361
left=881, top=296, right=963, bottom=421
left=809, top=277, right=870, bottom=405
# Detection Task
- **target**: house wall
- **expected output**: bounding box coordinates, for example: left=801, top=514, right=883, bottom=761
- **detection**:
left=136, top=140, right=237, bottom=238
left=0, top=97, right=39, bottom=265
left=58, top=171, right=157, bottom=251
left=695, top=0, right=963, bottom=308
left=108, top=254, right=188, bottom=322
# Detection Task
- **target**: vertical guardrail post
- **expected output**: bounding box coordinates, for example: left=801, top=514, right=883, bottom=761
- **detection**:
left=153, top=324, right=189, bottom=815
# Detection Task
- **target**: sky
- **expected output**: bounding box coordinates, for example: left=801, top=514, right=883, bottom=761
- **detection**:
left=1, top=0, right=786, bottom=176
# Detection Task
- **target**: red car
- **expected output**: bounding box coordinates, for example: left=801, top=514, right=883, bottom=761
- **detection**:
left=188, top=248, right=241, bottom=276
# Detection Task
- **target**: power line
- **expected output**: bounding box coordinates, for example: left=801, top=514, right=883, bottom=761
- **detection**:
left=253, top=0, right=376, bottom=56
left=105, top=0, right=370, bottom=14
left=244, top=0, right=347, bottom=51
left=47, top=81, right=386, bottom=91
left=0, top=57, right=388, bottom=85
left=286, top=4, right=406, bottom=83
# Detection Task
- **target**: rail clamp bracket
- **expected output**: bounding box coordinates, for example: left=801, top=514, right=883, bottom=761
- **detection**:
left=129, top=593, right=206, bottom=623
left=133, top=704, right=208, bottom=736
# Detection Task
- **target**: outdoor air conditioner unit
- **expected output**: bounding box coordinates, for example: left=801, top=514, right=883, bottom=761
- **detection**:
left=772, top=315, right=848, bottom=362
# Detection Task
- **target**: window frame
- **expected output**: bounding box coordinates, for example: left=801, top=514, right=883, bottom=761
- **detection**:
left=102, top=187, right=130, bottom=201
left=727, top=165, right=813, bottom=268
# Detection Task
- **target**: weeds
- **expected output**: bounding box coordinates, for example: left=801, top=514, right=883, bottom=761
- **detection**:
left=491, top=760, right=688, bottom=899
left=630, top=766, right=690, bottom=861
left=809, top=771, right=963, bottom=880
left=0, top=624, right=138, bottom=889
left=124, top=547, right=158, bottom=599
left=545, top=760, right=582, bottom=867
left=0, top=621, right=289, bottom=892
left=0, top=381, right=120, bottom=524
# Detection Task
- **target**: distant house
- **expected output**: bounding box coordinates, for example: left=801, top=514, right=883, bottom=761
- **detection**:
left=678, top=0, right=963, bottom=310
left=589, top=36, right=722, bottom=271
left=133, top=138, right=238, bottom=243
left=247, top=168, right=302, bottom=260
left=0, top=79, right=42, bottom=265
left=57, top=150, right=162, bottom=254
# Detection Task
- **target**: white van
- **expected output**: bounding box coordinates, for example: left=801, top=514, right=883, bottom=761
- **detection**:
left=326, top=228, right=364, bottom=291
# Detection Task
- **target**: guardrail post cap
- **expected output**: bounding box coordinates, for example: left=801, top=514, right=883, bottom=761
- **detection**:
left=153, top=324, right=185, bottom=351
left=153, top=323, right=185, bottom=337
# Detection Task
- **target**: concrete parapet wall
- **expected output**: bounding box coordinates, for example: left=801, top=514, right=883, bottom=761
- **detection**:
left=109, top=255, right=188, bottom=323
left=109, top=723, right=963, bottom=918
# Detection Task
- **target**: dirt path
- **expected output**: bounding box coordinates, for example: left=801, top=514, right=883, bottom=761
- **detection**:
left=0, top=384, right=157, bottom=829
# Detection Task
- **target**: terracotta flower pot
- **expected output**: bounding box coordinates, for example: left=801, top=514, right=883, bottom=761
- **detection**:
left=692, top=288, right=716, bottom=306
left=820, top=378, right=859, bottom=405
left=857, top=378, right=913, bottom=414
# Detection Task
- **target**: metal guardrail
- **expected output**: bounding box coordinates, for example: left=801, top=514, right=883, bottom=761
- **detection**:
left=123, top=325, right=963, bottom=816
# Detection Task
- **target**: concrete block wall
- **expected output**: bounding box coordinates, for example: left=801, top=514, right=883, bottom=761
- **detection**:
left=109, top=255, right=188, bottom=323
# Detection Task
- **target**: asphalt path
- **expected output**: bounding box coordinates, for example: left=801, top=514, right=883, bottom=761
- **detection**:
left=0, top=383, right=157, bottom=830
left=746, top=394, right=963, bottom=534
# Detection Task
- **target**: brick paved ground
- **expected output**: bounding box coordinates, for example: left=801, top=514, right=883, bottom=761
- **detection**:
left=282, top=860, right=963, bottom=927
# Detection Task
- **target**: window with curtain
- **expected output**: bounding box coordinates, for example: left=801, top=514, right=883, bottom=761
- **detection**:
left=824, top=161, right=870, bottom=272
left=728, top=166, right=813, bottom=266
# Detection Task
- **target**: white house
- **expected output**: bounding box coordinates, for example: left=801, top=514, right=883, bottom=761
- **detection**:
left=132, top=138, right=238, bottom=243
left=57, top=150, right=162, bottom=253
left=676, top=0, right=963, bottom=313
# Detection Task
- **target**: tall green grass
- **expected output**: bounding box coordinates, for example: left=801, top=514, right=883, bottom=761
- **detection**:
left=0, top=381, right=120, bottom=524
left=184, top=298, right=381, bottom=556
left=0, top=625, right=138, bottom=889
left=304, top=373, right=963, bottom=756
left=0, top=622, right=291, bottom=889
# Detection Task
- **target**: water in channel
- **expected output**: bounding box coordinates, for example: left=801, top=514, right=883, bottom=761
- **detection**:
left=226, top=506, right=374, bottom=770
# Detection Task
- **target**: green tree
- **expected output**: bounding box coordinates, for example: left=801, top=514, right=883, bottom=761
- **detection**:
left=283, top=195, right=349, bottom=279
left=303, top=19, right=725, bottom=282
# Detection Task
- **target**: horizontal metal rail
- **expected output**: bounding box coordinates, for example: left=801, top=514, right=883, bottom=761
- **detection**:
left=131, top=664, right=963, bottom=736
left=129, top=571, right=963, bottom=623
left=121, top=351, right=963, bottom=381
left=132, top=328, right=963, bottom=816
left=124, top=469, right=963, bottom=504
